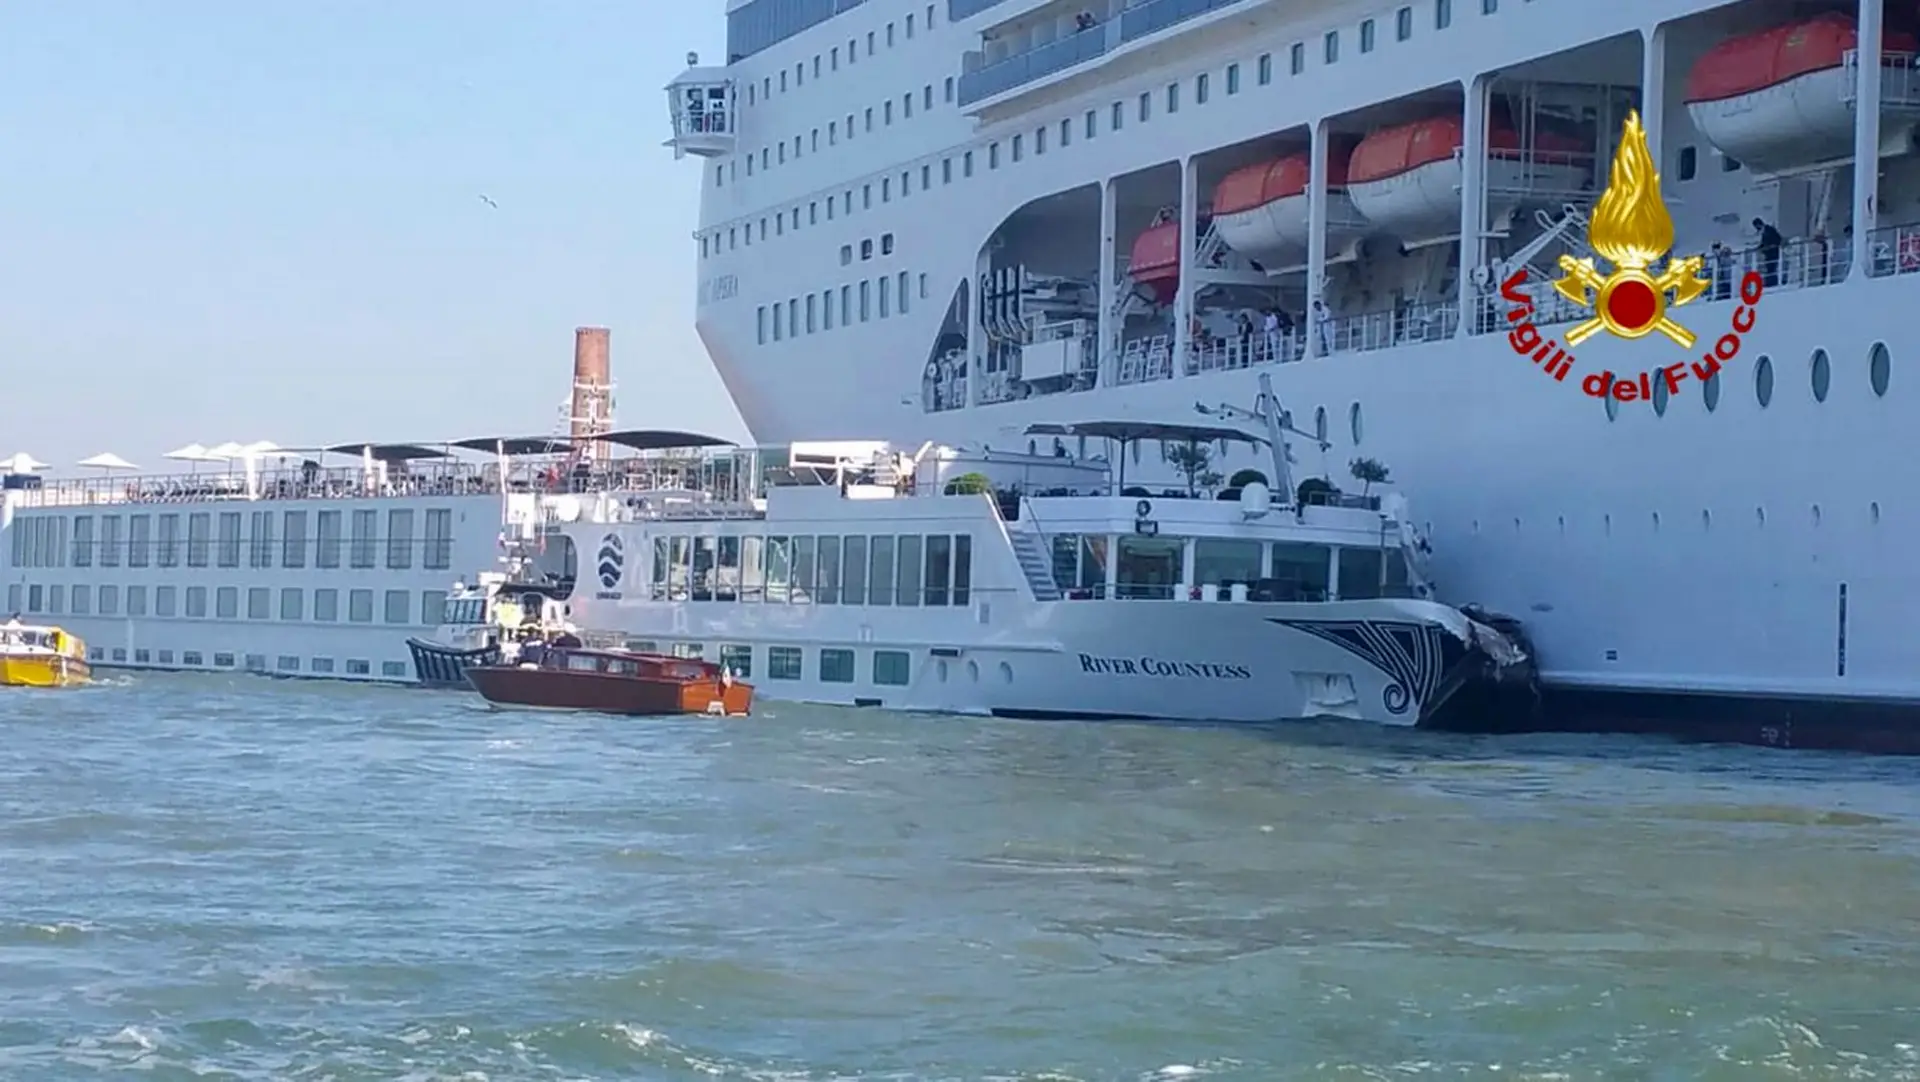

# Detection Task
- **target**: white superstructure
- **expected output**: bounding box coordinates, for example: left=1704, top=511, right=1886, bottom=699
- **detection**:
left=676, top=0, right=1920, bottom=743
left=0, top=433, right=721, bottom=682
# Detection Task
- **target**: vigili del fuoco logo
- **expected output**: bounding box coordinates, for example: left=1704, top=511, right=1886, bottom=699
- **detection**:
left=1500, top=110, right=1764, bottom=405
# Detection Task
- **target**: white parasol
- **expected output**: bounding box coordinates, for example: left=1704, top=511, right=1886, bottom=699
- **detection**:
left=0, top=452, right=47, bottom=474
left=77, top=451, right=140, bottom=473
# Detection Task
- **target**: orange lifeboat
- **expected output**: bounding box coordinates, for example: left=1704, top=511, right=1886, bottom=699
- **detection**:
left=1684, top=14, right=1919, bottom=176
left=1209, top=143, right=1365, bottom=267
left=1127, top=218, right=1182, bottom=303
left=1345, top=113, right=1587, bottom=244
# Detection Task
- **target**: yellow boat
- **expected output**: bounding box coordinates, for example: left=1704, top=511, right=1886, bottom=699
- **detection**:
left=0, top=622, right=92, bottom=688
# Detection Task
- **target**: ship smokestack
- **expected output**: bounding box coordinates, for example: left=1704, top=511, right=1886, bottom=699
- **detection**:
left=570, top=326, right=613, bottom=464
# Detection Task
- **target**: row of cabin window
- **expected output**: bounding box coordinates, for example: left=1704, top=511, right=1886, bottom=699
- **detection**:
left=728, top=1, right=940, bottom=73
left=704, top=0, right=1479, bottom=261
left=635, top=641, right=911, bottom=686
left=726, top=77, right=955, bottom=194
left=649, top=533, right=974, bottom=606
left=756, top=271, right=929, bottom=344
left=82, top=646, right=404, bottom=678
left=5, top=508, right=456, bottom=571
left=6, top=582, right=448, bottom=626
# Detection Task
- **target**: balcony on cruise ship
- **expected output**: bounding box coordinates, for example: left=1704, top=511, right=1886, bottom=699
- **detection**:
left=957, top=0, right=1253, bottom=107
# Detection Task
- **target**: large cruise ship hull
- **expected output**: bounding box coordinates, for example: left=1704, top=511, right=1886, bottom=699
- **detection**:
left=704, top=274, right=1917, bottom=753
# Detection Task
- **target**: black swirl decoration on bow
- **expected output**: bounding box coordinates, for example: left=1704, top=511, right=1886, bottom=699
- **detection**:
left=1268, top=618, right=1452, bottom=716
left=596, top=533, right=625, bottom=590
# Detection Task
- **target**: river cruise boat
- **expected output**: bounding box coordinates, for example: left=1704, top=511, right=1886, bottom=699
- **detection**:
left=433, top=375, right=1535, bottom=727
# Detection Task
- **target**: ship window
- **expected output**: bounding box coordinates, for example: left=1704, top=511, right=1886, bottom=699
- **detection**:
left=214, top=585, right=237, bottom=618
left=1396, top=6, right=1412, bottom=39
left=757, top=306, right=767, bottom=343
left=1166, top=83, right=1179, bottom=113
left=183, top=650, right=203, bottom=666
left=840, top=285, right=851, bottom=324
left=1652, top=369, right=1670, bottom=415
left=567, top=653, right=599, bottom=672
left=1870, top=341, right=1891, bottom=396
left=1360, top=19, right=1375, bottom=51
left=841, top=244, right=853, bottom=265
left=1290, top=43, right=1305, bottom=74
left=692, top=536, right=715, bottom=600
left=989, top=142, right=1000, bottom=168
left=1195, top=72, right=1209, bottom=104
left=882, top=176, right=891, bottom=201
left=280, top=588, right=303, bottom=620
left=816, top=536, right=841, bottom=603
left=806, top=294, right=817, bottom=333
left=822, top=289, right=835, bottom=330
left=922, top=534, right=951, bottom=605
left=924, top=85, right=933, bottom=110
left=1035, top=126, right=1045, bottom=154
left=216, top=652, right=237, bottom=668
left=859, top=280, right=871, bottom=320
left=945, top=75, right=954, bottom=102
left=1703, top=366, right=1721, bottom=411
left=843, top=536, right=868, bottom=603
left=884, top=100, right=893, bottom=125
left=384, top=589, right=410, bottom=624
left=669, top=536, right=692, bottom=600
left=953, top=534, right=972, bottom=604
left=1436, top=0, right=1452, bottom=27
left=829, top=119, right=838, bottom=144
left=768, top=646, right=803, bottom=679
left=719, top=644, right=752, bottom=678
left=868, top=536, right=895, bottom=605
left=742, top=536, right=765, bottom=601
left=831, top=46, right=838, bottom=68
left=1059, top=118, right=1070, bottom=146
left=348, top=587, right=372, bottom=622
left=1323, top=30, right=1338, bottom=63
left=942, top=157, right=953, bottom=183
left=1257, top=53, right=1272, bottom=84
left=1225, top=63, right=1239, bottom=94
left=1272, top=542, right=1333, bottom=600
left=904, top=93, right=913, bottom=118
left=1755, top=354, right=1774, bottom=406
left=1111, top=101, right=1123, bottom=130
left=1481, top=0, right=1496, bottom=12
left=864, top=106, right=873, bottom=131
left=1011, top=134, right=1022, bottom=161
left=1116, top=536, right=1182, bottom=599
left=874, top=650, right=910, bottom=686
left=1811, top=348, right=1831, bottom=401
left=1675, top=146, right=1696, bottom=180
left=1084, top=110, right=1096, bottom=138
left=895, top=535, right=923, bottom=607
left=898, top=271, right=910, bottom=312
left=650, top=536, right=670, bottom=600
left=919, top=272, right=928, bottom=299
left=309, top=656, right=332, bottom=673
left=1338, top=546, right=1385, bottom=600
left=921, top=163, right=931, bottom=188
left=345, top=659, right=369, bottom=675
left=1137, top=92, right=1149, bottom=122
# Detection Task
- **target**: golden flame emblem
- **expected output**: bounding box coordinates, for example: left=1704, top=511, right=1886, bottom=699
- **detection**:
left=1553, top=110, right=1708, bottom=348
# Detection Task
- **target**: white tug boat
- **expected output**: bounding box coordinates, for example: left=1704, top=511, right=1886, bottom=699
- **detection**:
left=432, top=375, right=1533, bottom=726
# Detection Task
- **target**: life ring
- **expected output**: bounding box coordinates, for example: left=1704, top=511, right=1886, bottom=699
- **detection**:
left=1899, top=233, right=1920, bottom=272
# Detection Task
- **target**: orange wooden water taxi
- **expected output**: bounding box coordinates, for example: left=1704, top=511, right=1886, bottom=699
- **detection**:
left=464, top=646, right=753, bottom=717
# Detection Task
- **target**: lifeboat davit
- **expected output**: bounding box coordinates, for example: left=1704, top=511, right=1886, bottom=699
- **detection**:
left=1345, top=114, right=1587, bottom=245
left=1127, top=219, right=1181, bottom=303
left=1209, top=144, right=1365, bottom=268
left=1685, top=14, right=1919, bottom=176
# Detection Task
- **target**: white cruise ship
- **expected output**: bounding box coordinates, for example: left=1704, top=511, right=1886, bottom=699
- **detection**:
left=668, top=0, right=1920, bottom=751
left=0, top=328, right=732, bottom=684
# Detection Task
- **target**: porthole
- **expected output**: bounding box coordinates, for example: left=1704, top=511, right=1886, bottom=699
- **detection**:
left=1315, top=405, right=1328, bottom=443
left=1349, top=402, right=1364, bottom=444
left=1703, top=368, right=1720, bottom=412
left=1811, top=348, right=1830, bottom=402
left=1604, top=392, right=1619, bottom=421
left=1755, top=354, right=1774, bottom=407
left=1652, top=370, right=1670, bottom=415
left=1870, top=341, right=1891, bottom=397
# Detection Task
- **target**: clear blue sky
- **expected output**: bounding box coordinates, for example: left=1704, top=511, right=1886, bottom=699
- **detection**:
left=0, top=1, right=743, bottom=471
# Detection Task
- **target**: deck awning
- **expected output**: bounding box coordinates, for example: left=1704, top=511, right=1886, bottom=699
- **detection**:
left=1023, top=420, right=1267, bottom=445
left=590, top=429, right=736, bottom=451
left=448, top=436, right=574, bottom=455
left=323, top=443, right=452, bottom=461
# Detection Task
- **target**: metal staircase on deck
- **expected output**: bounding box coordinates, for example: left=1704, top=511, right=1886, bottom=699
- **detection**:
left=1007, top=529, right=1062, bottom=601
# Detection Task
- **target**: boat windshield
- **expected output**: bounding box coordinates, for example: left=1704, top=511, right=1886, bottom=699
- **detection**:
left=0, top=629, right=52, bottom=649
